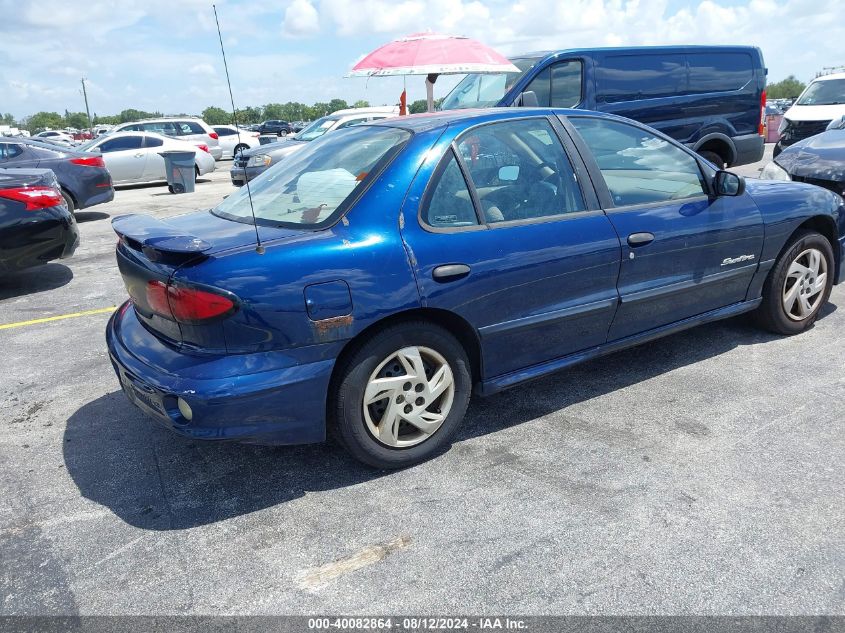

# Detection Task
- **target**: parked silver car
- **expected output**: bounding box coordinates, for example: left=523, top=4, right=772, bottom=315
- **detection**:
left=212, top=125, right=261, bottom=159
left=76, top=131, right=215, bottom=186
left=110, top=117, right=223, bottom=160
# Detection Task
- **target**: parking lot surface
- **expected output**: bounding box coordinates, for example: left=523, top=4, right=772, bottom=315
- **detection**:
left=1, top=150, right=843, bottom=615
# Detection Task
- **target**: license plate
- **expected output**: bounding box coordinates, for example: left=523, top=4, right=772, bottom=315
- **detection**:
left=121, top=373, right=164, bottom=415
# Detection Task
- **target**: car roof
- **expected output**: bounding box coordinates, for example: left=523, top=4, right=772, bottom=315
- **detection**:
left=367, top=107, right=606, bottom=133
left=812, top=72, right=845, bottom=82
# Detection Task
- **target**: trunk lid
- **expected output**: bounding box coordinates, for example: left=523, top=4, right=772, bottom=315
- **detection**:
left=113, top=211, right=301, bottom=347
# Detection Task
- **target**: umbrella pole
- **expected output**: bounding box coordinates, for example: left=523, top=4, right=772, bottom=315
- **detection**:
left=425, top=73, right=438, bottom=112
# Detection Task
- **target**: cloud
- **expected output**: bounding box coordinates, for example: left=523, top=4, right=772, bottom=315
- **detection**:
left=189, top=63, right=217, bottom=76
left=283, top=0, right=320, bottom=36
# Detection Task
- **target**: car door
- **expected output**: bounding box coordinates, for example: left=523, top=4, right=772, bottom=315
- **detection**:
left=140, top=135, right=167, bottom=181
left=97, top=135, right=147, bottom=183
left=400, top=116, right=622, bottom=381
left=565, top=115, right=765, bottom=341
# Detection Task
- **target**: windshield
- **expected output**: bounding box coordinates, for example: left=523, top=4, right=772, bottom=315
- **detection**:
left=76, top=138, right=99, bottom=151
left=797, top=78, right=845, bottom=106
left=440, top=57, right=542, bottom=110
left=294, top=116, right=338, bottom=141
left=213, top=126, right=410, bottom=228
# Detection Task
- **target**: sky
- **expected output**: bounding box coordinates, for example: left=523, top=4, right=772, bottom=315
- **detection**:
left=1, top=0, right=843, bottom=120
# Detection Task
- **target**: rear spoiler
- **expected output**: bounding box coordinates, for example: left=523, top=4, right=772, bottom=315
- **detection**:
left=112, top=214, right=211, bottom=261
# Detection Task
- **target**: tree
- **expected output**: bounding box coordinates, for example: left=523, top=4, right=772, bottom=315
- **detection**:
left=1, top=113, right=15, bottom=126
left=408, top=99, right=428, bottom=114
left=767, top=75, right=806, bottom=100
left=27, top=111, right=65, bottom=131
left=327, top=98, right=349, bottom=113
left=202, top=106, right=231, bottom=125
left=64, top=111, right=90, bottom=130
left=352, top=100, right=370, bottom=109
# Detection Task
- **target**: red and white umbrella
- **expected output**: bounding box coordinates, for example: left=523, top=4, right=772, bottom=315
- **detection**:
left=349, top=32, right=519, bottom=112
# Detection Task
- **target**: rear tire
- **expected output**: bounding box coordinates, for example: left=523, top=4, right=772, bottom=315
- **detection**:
left=60, top=189, right=75, bottom=213
left=233, top=143, right=249, bottom=156
left=755, top=230, right=834, bottom=335
left=331, top=322, right=472, bottom=469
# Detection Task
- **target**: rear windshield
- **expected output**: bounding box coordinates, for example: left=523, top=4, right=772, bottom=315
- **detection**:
left=797, top=78, right=845, bottom=106
left=213, top=126, right=410, bottom=228
left=440, top=57, right=542, bottom=110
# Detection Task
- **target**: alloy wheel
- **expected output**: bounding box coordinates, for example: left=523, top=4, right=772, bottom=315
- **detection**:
left=782, top=248, right=827, bottom=321
left=363, top=346, right=455, bottom=448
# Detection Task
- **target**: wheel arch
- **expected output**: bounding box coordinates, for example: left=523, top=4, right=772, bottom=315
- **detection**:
left=60, top=185, right=78, bottom=209
left=328, top=308, right=484, bottom=396
left=693, top=133, right=737, bottom=166
left=793, top=215, right=840, bottom=277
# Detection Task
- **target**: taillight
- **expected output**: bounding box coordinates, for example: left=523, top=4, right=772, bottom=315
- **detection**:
left=0, top=186, right=63, bottom=211
left=208, top=132, right=219, bottom=140
left=70, top=155, right=106, bottom=168
left=145, top=280, right=237, bottom=323
left=759, top=89, right=767, bottom=136
left=198, top=144, right=210, bottom=153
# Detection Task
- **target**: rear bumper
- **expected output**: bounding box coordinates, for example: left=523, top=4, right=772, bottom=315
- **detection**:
left=731, top=133, right=764, bottom=167
left=210, top=146, right=223, bottom=161
left=76, top=185, right=114, bottom=210
left=0, top=207, right=78, bottom=272
left=837, top=234, right=845, bottom=285
left=105, top=302, right=334, bottom=445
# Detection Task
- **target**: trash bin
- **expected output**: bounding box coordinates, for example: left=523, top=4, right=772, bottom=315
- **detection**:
left=158, top=150, right=197, bottom=194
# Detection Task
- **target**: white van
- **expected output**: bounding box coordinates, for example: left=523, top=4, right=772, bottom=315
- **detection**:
left=776, top=72, right=845, bottom=156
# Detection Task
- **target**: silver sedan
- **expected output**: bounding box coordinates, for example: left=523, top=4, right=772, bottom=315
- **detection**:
left=76, top=132, right=216, bottom=186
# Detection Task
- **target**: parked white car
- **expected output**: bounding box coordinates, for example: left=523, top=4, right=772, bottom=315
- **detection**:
left=109, top=117, right=223, bottom=161
left=212, top=125, right=261, bottom=159
left=33, top=130, right=76, bottom=146
left=76, top=131, right=215, bottom=186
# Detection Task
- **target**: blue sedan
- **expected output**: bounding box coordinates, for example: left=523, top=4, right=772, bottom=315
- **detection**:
left=106, top=108, right=845, bottom=468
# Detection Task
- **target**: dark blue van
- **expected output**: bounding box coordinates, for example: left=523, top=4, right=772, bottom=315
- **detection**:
left=440, top=46, right=767, bottom=167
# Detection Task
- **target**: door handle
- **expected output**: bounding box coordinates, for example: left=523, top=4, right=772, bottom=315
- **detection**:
left=134, top=153, right=144, bottom=158
left=432, top=264, right=471, bottom=282
left=627, top=232, right=654, bottom=247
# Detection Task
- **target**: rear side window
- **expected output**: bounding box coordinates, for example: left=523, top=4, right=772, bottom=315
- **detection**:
left=214, top=127, right=236, bottom=136
left=687, top=53, right=753, bottom=93
left=596, top=54, right=687, bottom=103
left=99, top=136, right=144, bottom=152
left=144, top=136, right=164, bottom=148
left=423, top=150, right=479, bottom=228
left=0, top=143, right=23, bottom=160
left=569, top=117, right=707, bottom=207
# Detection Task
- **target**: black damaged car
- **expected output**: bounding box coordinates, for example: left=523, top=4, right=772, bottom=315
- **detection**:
left=0, top=168, right=79, bottom=272
left=761, top=124, right=845, bottom=197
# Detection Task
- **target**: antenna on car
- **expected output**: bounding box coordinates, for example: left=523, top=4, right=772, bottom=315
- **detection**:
left=213, top=4, right=264, bottom=255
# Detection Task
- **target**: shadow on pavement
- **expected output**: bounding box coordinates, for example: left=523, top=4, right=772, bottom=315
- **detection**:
left=74, top=211, right=110, bottom=223
left=0, top=263, right=73, bottom=300
left=63, top=305, right=836, bottom=531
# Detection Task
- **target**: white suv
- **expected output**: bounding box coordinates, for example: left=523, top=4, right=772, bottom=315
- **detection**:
left=110, top=117, right=223, bottom=160
left=776, top=72, right=845, bottom=157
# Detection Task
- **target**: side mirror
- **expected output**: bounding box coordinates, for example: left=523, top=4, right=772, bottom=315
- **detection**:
left=715, top=170, right=745, bottom=197
left=498, top=165, right=520, bottom=181
left=515, top=91, right=539, bottom=107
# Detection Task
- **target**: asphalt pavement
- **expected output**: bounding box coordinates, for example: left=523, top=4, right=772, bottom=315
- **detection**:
left=1, top=148, right=843, bottom=616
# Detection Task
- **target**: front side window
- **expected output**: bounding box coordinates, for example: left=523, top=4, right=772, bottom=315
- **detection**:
left=797, top=79, right=845, bottom=106
left=212, top=126, right=410, bottom=228
left=455, top=118, right=586, bottom=223
left=569, top=117, right=707, bottom=207
left=423, top=150, right=479, bottom=228
left=524, top=60, right=583, bottom=108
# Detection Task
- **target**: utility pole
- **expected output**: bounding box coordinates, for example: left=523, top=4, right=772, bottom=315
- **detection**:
left=80, top=77, right=92, bottom=136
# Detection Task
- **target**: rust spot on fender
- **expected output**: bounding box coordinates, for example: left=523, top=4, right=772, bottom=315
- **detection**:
left=312, top=314, right=354, bottom=342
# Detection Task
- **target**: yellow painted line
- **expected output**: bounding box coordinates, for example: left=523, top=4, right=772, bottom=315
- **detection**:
left=0, top=306, right=117, bottom=330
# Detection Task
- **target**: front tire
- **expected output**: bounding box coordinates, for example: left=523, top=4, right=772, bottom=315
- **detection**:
left=331, top=322, right=471, bottom=469
left=755, top=230, right=834, bottom=334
